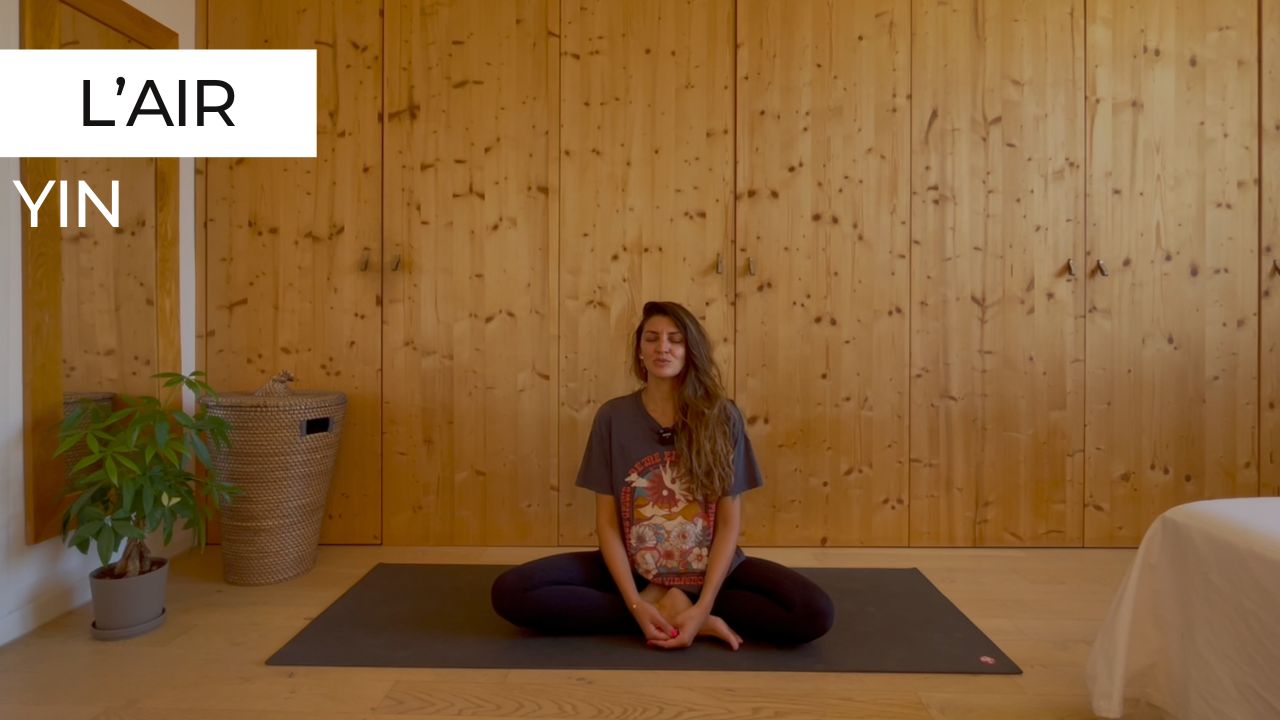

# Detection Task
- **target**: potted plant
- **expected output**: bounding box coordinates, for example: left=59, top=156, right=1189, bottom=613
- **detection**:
left=56, top=371, right=237, bottom=640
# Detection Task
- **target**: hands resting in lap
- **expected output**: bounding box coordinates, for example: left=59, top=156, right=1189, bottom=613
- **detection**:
left=630, top=584, right=742, bottom=651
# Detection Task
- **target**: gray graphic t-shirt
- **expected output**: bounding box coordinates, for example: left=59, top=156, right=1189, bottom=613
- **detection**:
left=575, top=391, right=764, bottom=587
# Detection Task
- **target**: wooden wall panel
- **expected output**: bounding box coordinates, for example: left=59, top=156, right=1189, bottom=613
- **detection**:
left=195, top=0, right=1270, bottom=548
left=910, top=0, right=1085, bottom=547
left=1085, top=0, right=1259, bottom=545
left=1263, top=0, right=1280, bottom=497
left=736, top=0, right=910, bottom=546
left=205, top=0, right=382, bottom=544
left=382, top=0, right=557, bottom=545
left=558, top=0, right=736, bottom=544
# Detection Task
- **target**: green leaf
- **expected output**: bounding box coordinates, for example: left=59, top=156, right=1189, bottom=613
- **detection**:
left=54, top=432, right=83, bottom=458
left=120, top=478, right=137, bottom=513
left=190, top=435, right=213, bottom=470
left=60, top=406, right=87, bottom=433
left=73, top=468, right=107, bottom=490
left=68, top=520, right=100, bottom=548
left=113, top=519, right=145, bottom=540
left=70, top=452, right=101, bottom=475
left=56, top=372, right=229, bottom=556
left=155, top=421, right=169, bottom=451
left=95, top=524, right=116, bottom=566
left=65, top=485, right=99, bottom=522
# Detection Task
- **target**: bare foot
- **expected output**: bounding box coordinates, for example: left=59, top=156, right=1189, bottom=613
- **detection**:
left=639, top=582, right=668, bottom=606
left=656, top=586, right=687, bottom=619
left=657, top=587, right=743, bottom=650
left=700, top=615, right=743, bottom=651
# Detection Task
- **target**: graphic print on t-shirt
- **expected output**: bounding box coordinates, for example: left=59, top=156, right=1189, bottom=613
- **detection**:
left=619, top=450, right=717, bottom=586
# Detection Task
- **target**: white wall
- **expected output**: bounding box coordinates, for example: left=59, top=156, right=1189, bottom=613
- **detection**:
left=0, top=0, right=198, bottom=648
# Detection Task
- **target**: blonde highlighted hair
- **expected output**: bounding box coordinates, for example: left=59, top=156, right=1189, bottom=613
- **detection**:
left=632, top=301, right=734, bottom=499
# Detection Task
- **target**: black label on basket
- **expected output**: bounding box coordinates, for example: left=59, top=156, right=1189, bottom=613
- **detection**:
left=303, top=417, right=331, bottom=436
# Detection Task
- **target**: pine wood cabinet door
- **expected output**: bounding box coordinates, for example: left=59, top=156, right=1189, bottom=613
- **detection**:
left=737, top=0, right=911, bottom=546
left=1084, top=0, right=1259, bottom=546
left=909, top=0, right=1086, bottom=547
left=557, top=0, right=737, bottom=544
left=382, top=0, right=558, bottom=545
left=1261, top=0, right=1280, bottom=499
left=206, top=0, right=383, bottom=544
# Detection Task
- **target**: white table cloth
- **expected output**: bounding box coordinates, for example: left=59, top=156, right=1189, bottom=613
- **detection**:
left=1087, top=498, right=1280, bottom=719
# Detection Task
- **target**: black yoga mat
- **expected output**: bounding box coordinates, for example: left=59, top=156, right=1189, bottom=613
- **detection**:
left=266, top=563, right=1020, bottom=674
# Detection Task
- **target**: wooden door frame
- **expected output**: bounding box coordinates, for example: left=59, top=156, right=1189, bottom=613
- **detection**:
left=21, top=0, right=180, bottom=544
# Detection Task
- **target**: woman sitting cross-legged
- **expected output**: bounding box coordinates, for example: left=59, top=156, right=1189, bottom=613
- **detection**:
left=491, top=300, right=834, bottom=649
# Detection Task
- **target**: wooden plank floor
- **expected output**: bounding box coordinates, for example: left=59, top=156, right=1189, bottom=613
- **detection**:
left=0, top=546, right=1167, bottom=719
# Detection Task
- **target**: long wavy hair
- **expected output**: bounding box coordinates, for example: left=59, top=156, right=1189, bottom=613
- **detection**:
left=631, top=301, right=734, bottom=499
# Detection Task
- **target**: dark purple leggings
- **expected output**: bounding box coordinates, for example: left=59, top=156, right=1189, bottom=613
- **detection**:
left=490, top=550, right=834, bottom=645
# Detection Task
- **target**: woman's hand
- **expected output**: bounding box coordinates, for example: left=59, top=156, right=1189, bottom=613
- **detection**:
left=630, top=600, right=679, bottom=643
left=646, top=603, right=710, bottom=649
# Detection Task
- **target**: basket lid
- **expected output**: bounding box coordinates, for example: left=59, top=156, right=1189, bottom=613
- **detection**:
left=199, top=371, right=346, bottom=410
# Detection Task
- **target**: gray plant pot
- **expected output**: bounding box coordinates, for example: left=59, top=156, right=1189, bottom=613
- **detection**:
left=88, top=558, right=168, bottom=640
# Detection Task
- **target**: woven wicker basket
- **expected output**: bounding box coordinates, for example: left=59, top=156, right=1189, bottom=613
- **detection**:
left=199, top=371, right=346, bottom=586
left=62, top=391, right=116, bottom=482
